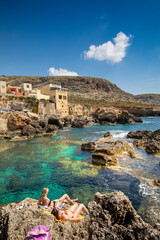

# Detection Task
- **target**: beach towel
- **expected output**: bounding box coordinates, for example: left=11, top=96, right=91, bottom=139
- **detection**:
left=25, top=225, right=50, bottom=240
left=43, top=210, right=85, bottom=223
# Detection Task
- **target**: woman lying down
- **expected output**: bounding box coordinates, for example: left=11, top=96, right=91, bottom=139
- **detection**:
left=38, top=187, right=89, bottom=221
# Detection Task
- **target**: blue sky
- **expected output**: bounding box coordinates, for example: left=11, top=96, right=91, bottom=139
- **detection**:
left=0, top=0, right=160, bottom=94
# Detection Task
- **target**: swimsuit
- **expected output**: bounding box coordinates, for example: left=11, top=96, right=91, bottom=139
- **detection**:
left=48, top=200, right=51, bottom=207
left=59, top=210, right=75, bottom=220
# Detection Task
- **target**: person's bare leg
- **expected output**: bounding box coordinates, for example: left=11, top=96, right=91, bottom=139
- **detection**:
left=59, top=194, right=78, bottom=205
left=73, top=204, right=89, bottom=218
left=68, top=203, right=79, bottom=212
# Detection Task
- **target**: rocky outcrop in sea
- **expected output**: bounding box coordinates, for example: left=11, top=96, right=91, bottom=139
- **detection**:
left=127, top=129, right=160, bottom=154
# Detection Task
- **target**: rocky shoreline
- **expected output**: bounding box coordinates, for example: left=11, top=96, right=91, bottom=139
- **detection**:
left=0, top=107, right=143, bottom=141
left=0, top=191, right=159, bottom=240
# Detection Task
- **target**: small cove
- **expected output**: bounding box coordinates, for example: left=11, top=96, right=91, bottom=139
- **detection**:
left=0, top=117, right=160, bottom=223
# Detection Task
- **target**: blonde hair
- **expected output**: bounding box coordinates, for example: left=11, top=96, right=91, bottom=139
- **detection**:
left=42, top=187, right=49, bottom=197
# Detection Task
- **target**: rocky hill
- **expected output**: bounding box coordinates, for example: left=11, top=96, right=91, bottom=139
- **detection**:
left=135, top=94, right=160, bottom=106
left=0, top=75, right=149, bottom=107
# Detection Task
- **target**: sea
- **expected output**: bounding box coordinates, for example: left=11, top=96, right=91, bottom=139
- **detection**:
left=0, top=117, right=160, bottom=223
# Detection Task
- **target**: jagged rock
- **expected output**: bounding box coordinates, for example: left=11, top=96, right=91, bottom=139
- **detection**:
left=38, top=119, right=47, bottom=128
left=92, top=153, right=117, bottom=166
left=21, top=125, right=36, bottom=136
left=152, top=129, right=160, bottom=141
left=103, top=132, right=113, bottom=138
left=81, top=142, right=97, bottom=151
left=45, top=124, right=58, bottom=133
left=88, top=191, right=160, bottom=240
left=152, top=178, right=160, bottom=187
left=127, top=130, right=153, bottom=139
left=0, top=118, right=8, bottom=133
left=93, top=107, right=118, bottom=123
left=48, top=116, right=64, bottom=128
left=0, top=192, right=159, bottom=240
left=117, top=111, right=143, bottom=124
left=30, top=121, right=41, bottom=129
left=71, top=120, right=86, bottom=128
left=128, top=129, right=160, bottom=154
left=0, top=198, right=90, bottom=240
left=96, top=140, right=133, bottom=156
left=27, top=112, right=39, bottom=121
left=145, top=141, right=160, bottom=154
left=7, top=112, right=31, bottom=131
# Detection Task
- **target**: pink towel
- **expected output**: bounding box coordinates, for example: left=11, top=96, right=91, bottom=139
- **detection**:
left=25, top=225, right=50, bottom=240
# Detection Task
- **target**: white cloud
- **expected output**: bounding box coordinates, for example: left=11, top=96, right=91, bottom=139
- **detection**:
left=84, top=32, right=131, bottom=64
left=48, top=67, right=78, bottom=76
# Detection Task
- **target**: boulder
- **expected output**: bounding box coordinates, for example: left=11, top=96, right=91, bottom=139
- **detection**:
left=7, top=112, right=31, bottom=131
left=92, top=153, right=117, bottom=166
left=38, top=119, right=47, bottom=128
left=88, top=191, right=160, bottom=240
left=145, top=141, right=160, bottom=154
left=27, top=112, right=39, bottom=121
left=103, top=132, right=113, bottom=138
left=48, top=116, right=63, bottom=129
left=21, top=125, right=36, bottom=136
left=96, top=140, right=132, bottom=156
left=45, top=124, right=58, bottom=133
left=93, top=107, right=118, bottom=123
left=71, top=120, right=86, bottom=128
left=81, top=142, right=97, bottom=151
left=117, top=111, right=143, bottom=124
left=127, top=130, right=153, bottom=139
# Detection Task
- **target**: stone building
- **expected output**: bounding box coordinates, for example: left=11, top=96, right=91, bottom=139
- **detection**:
left=0, top=81, right=6, bottom=95
left=38, top=84, right=69, bottom=117
left=21, top=83, right=32, bottom=95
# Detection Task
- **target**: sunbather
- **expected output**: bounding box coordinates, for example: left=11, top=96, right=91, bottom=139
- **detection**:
left=38, top=187, right=78, bottom=208
left=51, top=202, right=89, bottom=221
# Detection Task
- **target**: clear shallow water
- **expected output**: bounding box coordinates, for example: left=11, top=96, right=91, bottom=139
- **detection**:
left=0, top=117, right=160, bottom=222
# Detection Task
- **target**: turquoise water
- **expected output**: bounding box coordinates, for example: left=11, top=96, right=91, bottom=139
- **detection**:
left=0, top=117, right=160, bottom=221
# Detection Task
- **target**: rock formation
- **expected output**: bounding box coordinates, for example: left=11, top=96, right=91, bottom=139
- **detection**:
left=0, top=192, right=159, bottom=240
left=88, top=192, right=160, bottom=240
left=127, top=129, right=160, bottom=154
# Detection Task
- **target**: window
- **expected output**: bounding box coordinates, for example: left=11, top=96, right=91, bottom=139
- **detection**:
left=62, top=105, right=63, bottom=107
left=59, top=95, right=62, bottom=99
left=27, top=85, right=29, bottom=88
left=63, top=96, right=66, bottom=100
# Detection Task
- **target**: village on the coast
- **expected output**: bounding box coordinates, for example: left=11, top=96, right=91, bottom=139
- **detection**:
left=0, top=80, right=69, bottom=117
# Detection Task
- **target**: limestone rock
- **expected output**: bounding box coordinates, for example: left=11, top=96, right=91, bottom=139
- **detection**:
left=152, top=178, right=160, bottom=187
left=128, top=129, right=160, bottom=154
left=71, top=119, right=86, bottom=128
left=92, top=153, right=117, bottom=166
left=117, top=111, right=143, bottom=124
left=81, top=142, right=97, bottom=151
left=103, top=132, right=113, bottom=138
left=7, top=112, right=31, bottom=131
left=127, top=130, right=152, bottom=139
left=0, top=119, right=8, bottom=133
left=27, top=112, right=39, bottom=121
left=88, top=191, right=160, bottom=240
left=48, top=116, right=64, bottom=129
left=21, top=125, right=36, bottom=136
left=0, top=198, right=90, bottom=240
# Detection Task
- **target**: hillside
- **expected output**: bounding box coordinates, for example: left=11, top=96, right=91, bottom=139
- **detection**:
left=0, top=75, right=150, bottom=107
left=135, top=94, right=160, bottom=106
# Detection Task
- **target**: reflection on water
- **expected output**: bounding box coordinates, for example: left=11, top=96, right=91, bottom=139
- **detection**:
left=0, top=117, right=160, bottom=223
